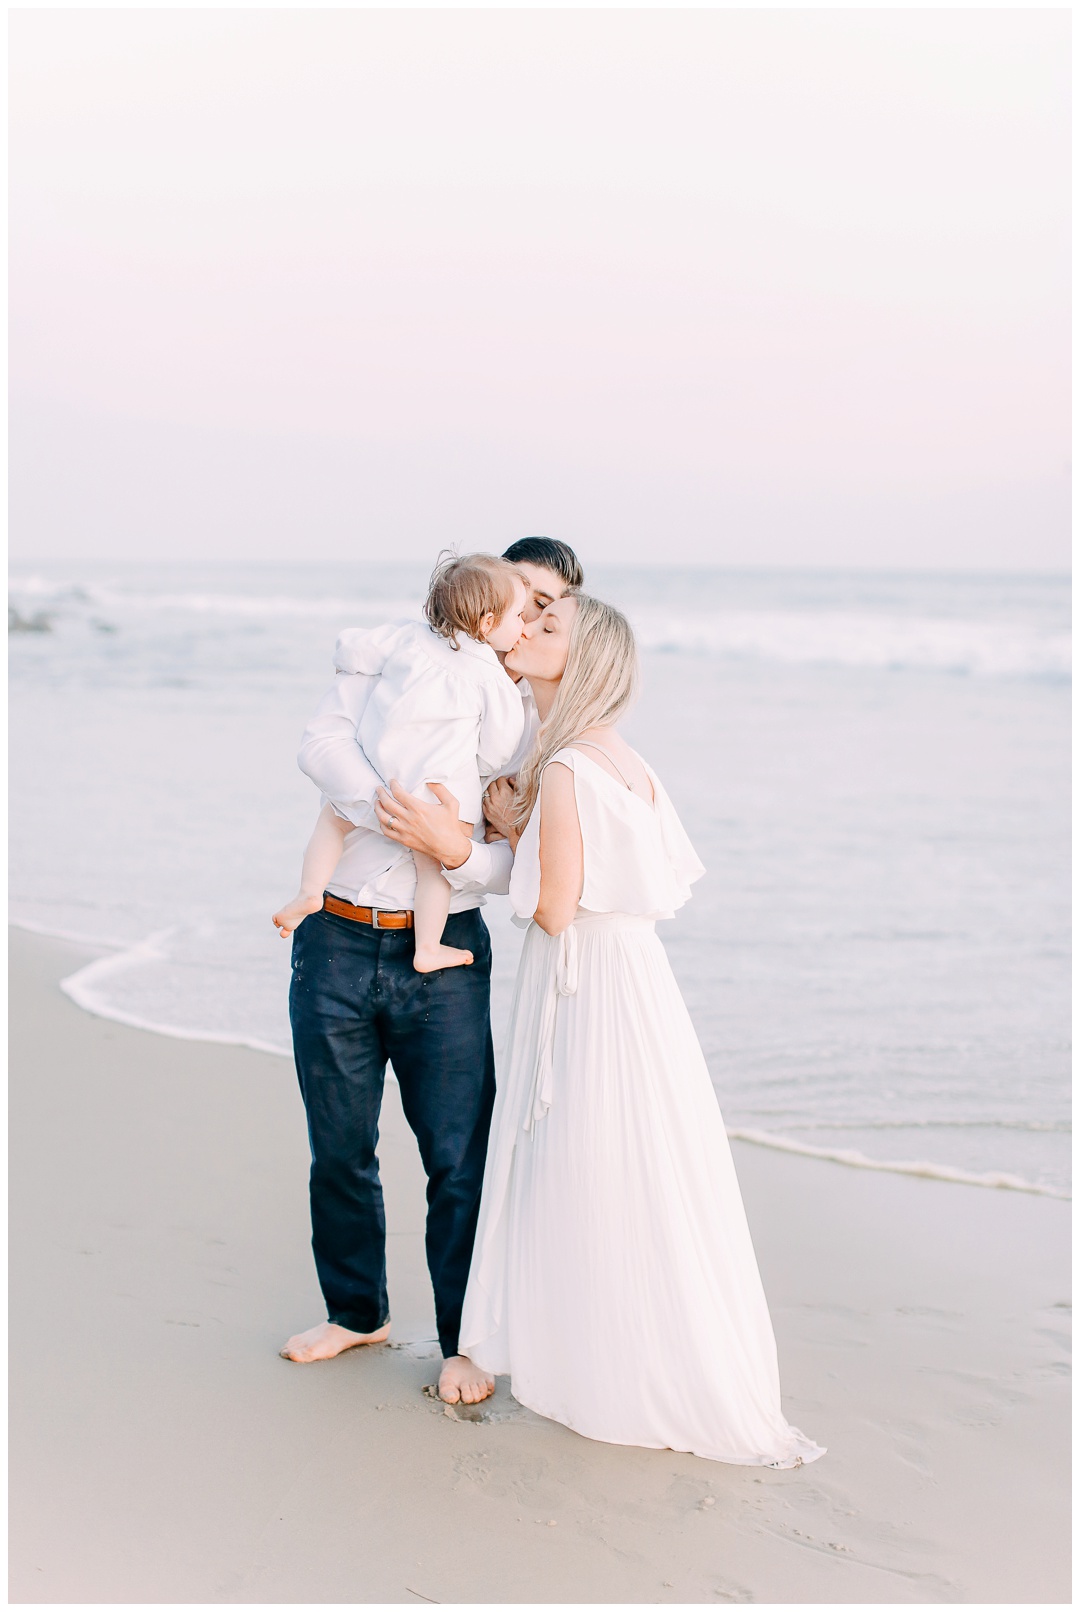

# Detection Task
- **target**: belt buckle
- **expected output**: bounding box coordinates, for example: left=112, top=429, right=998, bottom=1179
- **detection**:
left=373, top=909, right=397, bottom=929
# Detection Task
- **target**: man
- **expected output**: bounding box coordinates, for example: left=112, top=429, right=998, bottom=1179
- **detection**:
left=280, top=537, right=582, bottom=1405
left=502, top=536, right=583, bottom=623
left=494, top=537, right=583, bottom=775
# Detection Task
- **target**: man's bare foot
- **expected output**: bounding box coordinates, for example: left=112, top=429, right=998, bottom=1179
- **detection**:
left=272, top=891, right=324, bottom=937
left=279, top=1319, right=390, bottom=1362
left=413, top=944, right=474, bottom=973
left=438, top=1354, right=495, bottom=1404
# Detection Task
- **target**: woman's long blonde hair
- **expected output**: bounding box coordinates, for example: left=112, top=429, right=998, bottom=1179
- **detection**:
left=512, top=594, right=640, bottom=827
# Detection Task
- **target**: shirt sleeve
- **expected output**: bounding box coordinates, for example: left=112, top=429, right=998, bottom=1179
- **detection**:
left=296, top=672, right=386, bottom=825
left=476, top=676, right=527, bottom=781
left=333, top=619, right=416, bottom=675
left=441, top=836, right=514, bottom=897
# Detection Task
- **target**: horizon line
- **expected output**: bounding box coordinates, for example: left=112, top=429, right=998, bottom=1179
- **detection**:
left=8, top=556, right=1072, bottom=582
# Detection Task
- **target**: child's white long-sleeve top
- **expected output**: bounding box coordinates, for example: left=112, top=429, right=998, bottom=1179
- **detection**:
left=331, top=619, right=526, bottom=826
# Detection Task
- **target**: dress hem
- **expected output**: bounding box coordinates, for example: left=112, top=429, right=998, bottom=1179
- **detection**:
left=506, top=1381, right=826, bottom=1469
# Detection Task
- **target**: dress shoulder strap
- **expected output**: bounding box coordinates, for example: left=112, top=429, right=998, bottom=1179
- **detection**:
left=569, top=739, right=635, bottom=790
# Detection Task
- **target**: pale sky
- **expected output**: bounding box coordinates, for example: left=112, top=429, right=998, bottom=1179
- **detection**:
left=9, top=8, right=1071, bottom=570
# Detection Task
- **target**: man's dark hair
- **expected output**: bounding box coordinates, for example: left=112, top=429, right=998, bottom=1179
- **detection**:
left=501, top=537, right=584, bottom=590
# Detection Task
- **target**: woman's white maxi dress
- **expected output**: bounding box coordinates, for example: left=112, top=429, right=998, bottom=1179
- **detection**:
left=459, top=747, right=824, bottom=1468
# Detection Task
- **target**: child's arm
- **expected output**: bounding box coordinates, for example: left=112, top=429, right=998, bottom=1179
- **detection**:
left=333, top=620, right=415, bottom=675
left=476, top=676, right=527, bottom=782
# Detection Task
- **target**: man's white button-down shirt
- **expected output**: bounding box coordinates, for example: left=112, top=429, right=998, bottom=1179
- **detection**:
left=297, top=665, right=536, bottom=911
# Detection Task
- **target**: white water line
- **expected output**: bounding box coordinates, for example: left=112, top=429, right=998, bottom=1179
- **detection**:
left=17, top=921, right=1069, bottom=1201
left=727, top=1127, right=1070, bottom=1200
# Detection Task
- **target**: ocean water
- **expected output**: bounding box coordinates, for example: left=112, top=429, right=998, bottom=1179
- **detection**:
left=9, top=561, right=1071, bottom=1197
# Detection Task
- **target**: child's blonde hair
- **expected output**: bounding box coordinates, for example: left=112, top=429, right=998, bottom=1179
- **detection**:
left=424, top=552, right=524, bottom=650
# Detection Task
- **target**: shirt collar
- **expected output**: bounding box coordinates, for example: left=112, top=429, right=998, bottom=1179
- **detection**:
left=447, top=632, right=499, bottom=665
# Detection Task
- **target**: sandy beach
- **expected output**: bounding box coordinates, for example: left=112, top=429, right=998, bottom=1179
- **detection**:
left=9, top=927, right=1070, bottom=1604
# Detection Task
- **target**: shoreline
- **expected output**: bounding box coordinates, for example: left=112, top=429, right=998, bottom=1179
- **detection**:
left=17, top=915, right=1069, bottom=1204
left=9, top=925, right=1071, bottom=1604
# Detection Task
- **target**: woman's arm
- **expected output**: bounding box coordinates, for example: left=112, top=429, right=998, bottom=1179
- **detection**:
left=533, top=762, right=583, bottom=935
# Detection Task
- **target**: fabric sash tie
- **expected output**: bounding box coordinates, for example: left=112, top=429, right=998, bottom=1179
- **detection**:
left=522, top=914, right=655, bottom=1133
left=524, top=925, right=579, bottom=1133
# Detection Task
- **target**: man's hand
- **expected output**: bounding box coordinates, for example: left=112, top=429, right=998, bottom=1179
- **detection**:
left=374, top=781, right=473, bottom=869
left=482, top=776, right=517, bottom=841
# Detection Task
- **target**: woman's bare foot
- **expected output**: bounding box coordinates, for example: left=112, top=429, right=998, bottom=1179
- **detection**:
left=272, top=891, right=324, bottom=937
left=438, top=1354, right=495, bottom=1404
left=279, top=1319, right=390, bottom=1362
left=413, top=944, right=474, bottom=973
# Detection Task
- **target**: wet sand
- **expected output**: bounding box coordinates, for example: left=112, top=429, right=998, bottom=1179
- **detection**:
left=9, top=927, right=1070, bottom=1603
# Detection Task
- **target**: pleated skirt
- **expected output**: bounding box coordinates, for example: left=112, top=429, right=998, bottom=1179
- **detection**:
left=460, top=914, right=825, bottom=1468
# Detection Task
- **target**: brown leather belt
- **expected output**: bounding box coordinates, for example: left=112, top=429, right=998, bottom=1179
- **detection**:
left=323, top=894, right=415, bottom=929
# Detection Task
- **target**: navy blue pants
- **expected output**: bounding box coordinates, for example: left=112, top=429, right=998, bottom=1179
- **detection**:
left=289, top=906, right=496, bottom=1359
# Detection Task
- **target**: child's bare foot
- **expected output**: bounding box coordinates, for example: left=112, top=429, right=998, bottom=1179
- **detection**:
left=413, top=944, right=474, bottom=973
left=279, top=1319, right=390, bottom=1362
left=272, top=892, right=323, bottom=937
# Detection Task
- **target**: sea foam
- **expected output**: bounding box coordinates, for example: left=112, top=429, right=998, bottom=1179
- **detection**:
left=726, top=1127, right=1070, bottom=1200
left=39, top=922, right=1069, bottom=1202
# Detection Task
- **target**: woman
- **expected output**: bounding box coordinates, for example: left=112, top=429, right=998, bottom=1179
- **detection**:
left=458, top=592, right=823, bottom=1467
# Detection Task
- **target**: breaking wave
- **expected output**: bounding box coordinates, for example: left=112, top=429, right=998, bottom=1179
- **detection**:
left=727, top=1127, right=1070, bottom=1199
left=9, top=573, right=1070, bottom=680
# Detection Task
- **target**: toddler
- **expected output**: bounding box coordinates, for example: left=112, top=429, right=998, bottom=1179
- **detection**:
left=273, top=553, right=528, bottom=971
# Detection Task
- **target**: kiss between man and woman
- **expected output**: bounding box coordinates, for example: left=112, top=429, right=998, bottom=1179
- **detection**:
left=271, top=537, right=823, bottom=1468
